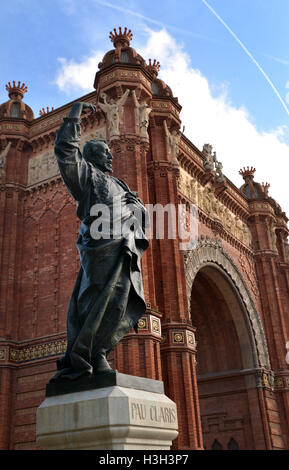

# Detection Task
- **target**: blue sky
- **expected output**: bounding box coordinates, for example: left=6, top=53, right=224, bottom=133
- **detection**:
left=1, top=0, right=289, bottom=213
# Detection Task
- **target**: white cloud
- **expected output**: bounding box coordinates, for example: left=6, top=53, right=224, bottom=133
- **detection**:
left=54, top=51, right=104, bottom=93
left=54, top=27, right=289, bottom=216
left=139, top=28, right=289, bottom=217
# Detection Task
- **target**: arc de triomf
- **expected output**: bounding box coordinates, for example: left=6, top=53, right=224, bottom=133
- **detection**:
left=0, top=28, right=288, bottom=450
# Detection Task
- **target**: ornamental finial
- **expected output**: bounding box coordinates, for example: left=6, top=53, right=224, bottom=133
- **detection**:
left=239, top=166, right=256, bottom=182
left=5, top=81, right=28, bottom=100
left=147, top=59, right=160, bottom=77
left=109, top=27, right=133, bottom=48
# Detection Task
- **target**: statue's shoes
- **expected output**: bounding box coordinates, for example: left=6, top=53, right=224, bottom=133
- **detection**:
left=92, top=352, right=113, bottom=374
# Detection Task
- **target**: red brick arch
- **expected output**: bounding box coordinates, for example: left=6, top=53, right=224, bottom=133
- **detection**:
left=184, top=238, right=270, bottom=371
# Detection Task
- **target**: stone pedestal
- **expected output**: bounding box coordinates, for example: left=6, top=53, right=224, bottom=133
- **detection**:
left=36, top=372, right=178, bottom=450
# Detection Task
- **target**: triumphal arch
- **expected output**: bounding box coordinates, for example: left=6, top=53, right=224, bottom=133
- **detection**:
left=0, top=28, right=289, bottom=450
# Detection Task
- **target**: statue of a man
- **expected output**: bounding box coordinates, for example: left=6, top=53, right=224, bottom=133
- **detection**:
left=131, top=90, right=152, bottom=139
left=50, top=102, right=148, bottom=382
left=98, top=89, right=130, bottom=137
left=164, top=120, right=180, bottom=164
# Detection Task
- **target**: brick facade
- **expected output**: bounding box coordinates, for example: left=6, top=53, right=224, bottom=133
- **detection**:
left=0, top=29, right=288, bottom=450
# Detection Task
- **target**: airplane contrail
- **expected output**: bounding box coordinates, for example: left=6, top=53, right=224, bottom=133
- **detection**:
left=93, top=0, right=213, bottom=41
left=201, top=0, right=289, bottom=117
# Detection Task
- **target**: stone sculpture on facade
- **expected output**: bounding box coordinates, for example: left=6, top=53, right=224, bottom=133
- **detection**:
left=131, top=89, right=152, bottom=140
left=50, top=101, right=149, bottom=383
left=243, top=223, right=252, bottom=247
left=214, top=158, right=226, bottom=184
left=0, top=141, right=11, bottom=170
left=268, top=219, right=277, bottom=251
left=164, top=120, right=180, bottom=164
left=202, top=144, right=226, bottom=184
left=202, top=185, right=214, bottom=215
left=98, top=89, right=130, bottom=138
left=0, top=141, right=11, bottom=185
left=202, top=143, right=215, bottom=171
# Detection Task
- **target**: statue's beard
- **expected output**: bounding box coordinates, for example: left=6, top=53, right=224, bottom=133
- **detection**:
left=106, top=163, right=113, bottom=173
left=90, top=161, right=113, bottom=174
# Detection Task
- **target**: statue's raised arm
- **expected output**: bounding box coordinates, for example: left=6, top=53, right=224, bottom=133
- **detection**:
left=131, top=89, right=139, bottom=108
left=54, top=102, right=97, bottom=201
left=117, top=88, right=130, bottom=106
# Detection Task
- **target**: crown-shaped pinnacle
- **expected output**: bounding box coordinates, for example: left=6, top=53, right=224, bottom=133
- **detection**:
left=261, top=182, right=270, bottom=196
left=109, top=27, right=133, bottom=48
left=239, top=166, right=256, bottom=181
left=39, top=106, right=54, bottom=116
left=146, top=59, right=160, bottom=76
left=5, top=81, right=28, bottom=99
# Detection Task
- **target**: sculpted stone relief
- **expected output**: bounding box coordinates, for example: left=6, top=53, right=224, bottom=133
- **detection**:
left=27, top=128, right=106, bottom=186
left=98, top=89, right=130, bottom=138
left=132, top=90, right=152, bottom=140
left=0, top=141, right=11, bottom=169
left=28, top=150, right=59, bottom=186
left=267, top=219, right=278, bottom=252
left=178, top=168, right=252, bottom=247
left=85, top=127, right=107, bottom=142
left=164, top=120, right=181, bottom=164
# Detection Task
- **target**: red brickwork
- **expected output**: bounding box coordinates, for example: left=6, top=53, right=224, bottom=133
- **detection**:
left=0, top=29, right=289, bottom=450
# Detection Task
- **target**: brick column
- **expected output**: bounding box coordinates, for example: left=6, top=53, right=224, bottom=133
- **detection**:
left=113, top=309, right=162, bottom=380
left=161, top=324, right=203, bottom=449
left=249, top=207, right=289, bottom=447
left=147, top=119, right=203, bottom=449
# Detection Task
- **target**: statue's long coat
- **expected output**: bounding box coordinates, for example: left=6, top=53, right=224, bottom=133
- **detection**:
left=52, top=117, right=148, bottom=380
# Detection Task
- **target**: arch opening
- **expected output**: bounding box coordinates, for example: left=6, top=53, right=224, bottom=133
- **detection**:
left=191, top=264, right=263, bottom=450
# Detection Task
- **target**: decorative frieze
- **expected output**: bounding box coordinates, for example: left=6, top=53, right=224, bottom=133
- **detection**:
left=151, top=318, right=161, bottom=334
left=136, top=313, right=161, bottom=338
left=138, top=317, right=148, bottom=330
left=152, top=100, right=180, bottom=120
left=274, top=375, right=289, bottom=390
left=9, top=339, right=66, bottom=363
left=28, top=150, right=59, bottom=186
left=178, top=168, right=252, bottom=248
left=255, top=369, right=274, bottom=390
left=173, top=332, right=184, bottom=344
left=179, top=140, right=203, bottom=166
left=99, top=69, right=151, bottom=90
left=0, top=122, right=29, bottom=136
left=160, top=325, right=196, bottom=352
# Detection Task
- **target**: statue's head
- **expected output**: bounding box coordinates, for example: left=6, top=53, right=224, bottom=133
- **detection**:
left=83, top=139, right=113, bottom=173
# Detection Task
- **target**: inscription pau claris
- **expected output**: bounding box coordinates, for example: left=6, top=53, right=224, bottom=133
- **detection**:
left=130, top=401, right=177, bottom=425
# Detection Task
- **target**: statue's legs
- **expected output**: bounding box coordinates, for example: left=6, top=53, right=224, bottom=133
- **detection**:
left=70, top=253, right=133, bottom=375
left=51, top=248, right=146, bottom=382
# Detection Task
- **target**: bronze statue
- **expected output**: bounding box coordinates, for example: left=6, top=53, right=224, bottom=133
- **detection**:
left=50, top=102, right=148, bottom=382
